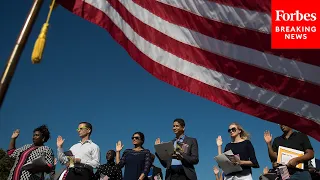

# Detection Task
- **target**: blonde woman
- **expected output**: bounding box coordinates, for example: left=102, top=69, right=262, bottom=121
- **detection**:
left=218, top=123, right=259, bottom=180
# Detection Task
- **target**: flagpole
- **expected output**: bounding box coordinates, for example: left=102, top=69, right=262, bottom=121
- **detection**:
left=0, top=0, right=44, bottom=109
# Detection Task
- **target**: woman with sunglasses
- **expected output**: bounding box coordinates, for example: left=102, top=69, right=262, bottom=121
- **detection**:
left=217, top=122, right=259, bottom=180
left=116, top=132, right=152, bottom=180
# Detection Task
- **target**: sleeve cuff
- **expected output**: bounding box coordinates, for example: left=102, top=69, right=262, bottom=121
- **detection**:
left=47, top=163, right=54, bottom=169
left=7, top=149, right=15, bottom=155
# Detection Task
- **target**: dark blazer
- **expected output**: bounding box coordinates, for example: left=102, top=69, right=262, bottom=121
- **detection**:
left=156, top=135, right=199, bottom=180
left=151, top=165, right=163, bottom=179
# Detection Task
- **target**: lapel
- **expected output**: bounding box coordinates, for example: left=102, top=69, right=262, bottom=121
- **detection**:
left=182, top=136, right=190, bottom=154
left=183, top=135, right=188, bottom=144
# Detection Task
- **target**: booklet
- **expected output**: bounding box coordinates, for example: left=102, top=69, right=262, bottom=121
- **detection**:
left=63, top=150, right=73, bottom=156
left=214, top=150, right=242, bottom=175
left=21, top=156, right=49, bottom=173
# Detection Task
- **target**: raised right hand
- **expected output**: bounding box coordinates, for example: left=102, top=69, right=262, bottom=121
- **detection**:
left=155, top=138, right=161, bottom=145
left=213, top=166, right=219, bottom=175
left=264, top=130, right=272, bottom=144
left=116, top=141, right=124, bottom=152
left=263, top=166, right=269, bottom=174
left=11, top=129, right=20, bottom=139
left=216, top=135, right=223, bottom=146
left=57, top=136, right=65, bottom=148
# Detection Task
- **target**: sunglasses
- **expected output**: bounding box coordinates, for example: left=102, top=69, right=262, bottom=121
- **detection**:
left=76, top=127, right=88, bottom=131
left=131, top=136, right=140, bottom=140
left=228, top=127, right=237, bottom=133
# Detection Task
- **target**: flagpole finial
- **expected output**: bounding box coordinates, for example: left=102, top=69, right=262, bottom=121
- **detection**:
left=31, top=0, right=57, bottom=64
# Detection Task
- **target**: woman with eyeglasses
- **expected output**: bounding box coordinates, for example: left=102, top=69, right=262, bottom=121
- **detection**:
left=7, top=125, right=55, bottom=180
left=217, top=122, right=259, bottom=180
left=116, top=132, right=152, bottom=180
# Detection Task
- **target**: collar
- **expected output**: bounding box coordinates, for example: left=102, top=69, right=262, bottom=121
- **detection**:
left=99, top=161, right=116, bottom=171
left=79, top=139, right=93, bottom=144
left=106, top=161, right=116, bottom=166
left=174, top=134, right=185, bottom=141
left=281, top=131, right=297, bottom=139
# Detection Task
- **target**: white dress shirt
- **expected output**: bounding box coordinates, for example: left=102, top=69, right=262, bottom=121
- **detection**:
left=58, top=139, right=100, bottom=168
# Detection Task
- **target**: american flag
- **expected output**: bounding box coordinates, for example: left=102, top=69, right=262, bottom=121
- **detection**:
left=56, top=0, right=320, bottom=141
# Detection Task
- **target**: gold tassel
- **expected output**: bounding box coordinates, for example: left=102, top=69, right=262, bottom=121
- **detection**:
left=31, top=23, right=49, bottom=63
left=31, top=0, right=57, bottom=64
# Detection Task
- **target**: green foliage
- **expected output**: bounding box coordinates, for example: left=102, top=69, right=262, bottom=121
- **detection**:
left=0, top=148, right=15, bottom=180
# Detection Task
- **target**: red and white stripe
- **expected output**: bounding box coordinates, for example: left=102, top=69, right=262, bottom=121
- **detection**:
left=57, top=0, right=320, bottom=141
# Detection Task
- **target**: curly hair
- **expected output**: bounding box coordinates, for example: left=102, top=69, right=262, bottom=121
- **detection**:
left=33, top=125, right=50, bottom=143
left=107, top=150, right=116, bottom=157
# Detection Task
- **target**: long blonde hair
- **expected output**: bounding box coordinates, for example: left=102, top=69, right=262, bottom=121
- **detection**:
left=230, top=122, right=250, bottom=140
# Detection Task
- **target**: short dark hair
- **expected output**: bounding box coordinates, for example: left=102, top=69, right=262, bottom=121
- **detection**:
left=133, top=132, right=145, bottom=145
left=33, top=125, right=50, bottom=143
left=173, top=118, right=185, bottom=127
left=107, top=150, right=116, bottom=157
left=79, top=122, right=93, bottom=135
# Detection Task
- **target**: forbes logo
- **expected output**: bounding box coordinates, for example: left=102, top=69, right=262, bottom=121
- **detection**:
left=275, top=10, right=317, bottom=21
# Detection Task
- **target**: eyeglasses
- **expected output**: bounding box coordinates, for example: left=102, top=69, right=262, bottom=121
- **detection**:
left=228, top=127, right=237, bottom=133
left=131, top=136, right=140, bottom=140
left=76, top=127, right=88, bottom=131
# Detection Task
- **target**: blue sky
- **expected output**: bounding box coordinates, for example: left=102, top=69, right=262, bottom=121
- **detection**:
left=0, top=1, right=319, bottom=179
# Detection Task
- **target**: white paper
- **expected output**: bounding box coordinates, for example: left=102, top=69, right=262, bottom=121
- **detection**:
left=214, top=150, right=242, bottom=175
left=310, top=158, right=316, bottom=168
left=154, top=141, right=174, bottom=161
left=281, top=152, right=295, bottom=164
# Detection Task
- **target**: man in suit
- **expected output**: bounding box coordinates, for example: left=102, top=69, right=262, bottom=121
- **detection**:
left=148, top=154, right=163, bottom=180
left=155, top=118, right=199, bottom=180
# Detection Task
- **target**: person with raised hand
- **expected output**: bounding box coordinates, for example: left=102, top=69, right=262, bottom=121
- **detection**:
left=115, top=132, right=152, bottom=180
left=94, top=150, right=122, bottom=180
left=218, top=122, right=259, bottom=180
left=264, top=124, right=314, bottom=180
left=155, top=118, right=199, bottom=180
left=56, top=122, right=100, bottom=180
left=7, top=125, right=55, bottom=180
